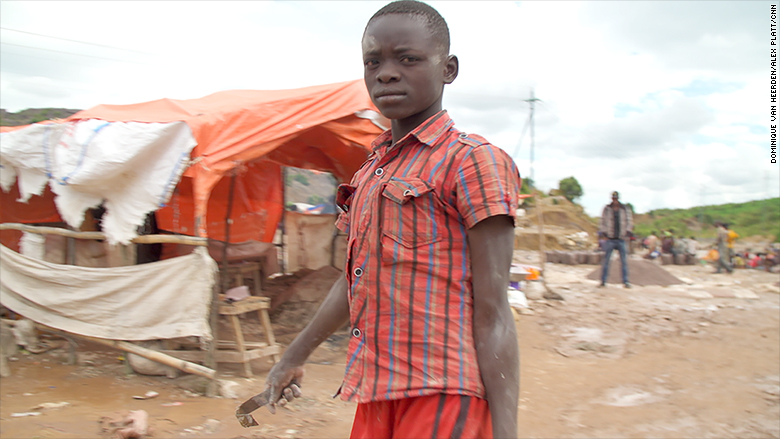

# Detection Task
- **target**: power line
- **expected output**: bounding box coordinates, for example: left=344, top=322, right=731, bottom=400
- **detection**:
left=0, top=48, right=115, bottom=68
left=510, top=114, right=530, bottom=162
left=448, top=91, right=528, bottom=103
left=0, top=42, right=149, bottom=65
left=1, top=27, right=153, bottom=55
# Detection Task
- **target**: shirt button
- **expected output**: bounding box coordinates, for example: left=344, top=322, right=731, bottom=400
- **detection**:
left=354, top=267, right=363, bottom=277
left=374, top=168, right=384, bottom=177
left=352, top=327, right=362, bottom=338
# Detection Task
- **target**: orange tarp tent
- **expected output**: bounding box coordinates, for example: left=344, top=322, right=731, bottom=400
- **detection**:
left=1, top=79, right=385, bottom=246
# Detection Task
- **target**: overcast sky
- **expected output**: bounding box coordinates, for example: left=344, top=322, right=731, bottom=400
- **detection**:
left=1, top=1, right=776, bottom=217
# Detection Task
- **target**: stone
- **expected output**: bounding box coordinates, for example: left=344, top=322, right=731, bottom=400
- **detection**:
left=219, top=379, right=240, bottom=399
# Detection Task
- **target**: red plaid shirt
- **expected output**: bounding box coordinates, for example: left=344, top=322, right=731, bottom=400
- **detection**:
left=335, top=111, right=521, bottom=403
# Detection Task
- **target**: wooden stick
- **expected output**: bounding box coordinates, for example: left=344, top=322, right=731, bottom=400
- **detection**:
left=0, top=321, right=10, bottom=378
left=0, top=319, right=215, bottom=380
left=87, top=337, right=216, bottom=380
left=534, top=197, right=564, bottom=301
left=536, top=194, right=545, bottom=274
left=0, top=223, right=208, bottom=246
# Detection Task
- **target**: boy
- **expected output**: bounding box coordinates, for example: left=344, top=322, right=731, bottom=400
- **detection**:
left=262, top=1, right=521, bottom=438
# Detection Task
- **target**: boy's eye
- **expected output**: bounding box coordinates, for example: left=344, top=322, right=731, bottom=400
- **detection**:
left=364, top=59, right=379, bottom=68
left=400, top=56, right=419, bottom=64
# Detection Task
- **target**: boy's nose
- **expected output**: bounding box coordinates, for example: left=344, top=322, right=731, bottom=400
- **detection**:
left=376, top=64, right=400, bottom=83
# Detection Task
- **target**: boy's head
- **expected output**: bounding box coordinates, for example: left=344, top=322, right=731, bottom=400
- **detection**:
left=367, top=1, right=450, bottom=55
left=362, top=0, right=458, bottom=129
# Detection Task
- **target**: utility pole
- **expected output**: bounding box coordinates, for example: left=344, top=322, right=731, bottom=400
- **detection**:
left=525, top=89, right=541, bottom=184
left=522, top=88, right=561, bottom=300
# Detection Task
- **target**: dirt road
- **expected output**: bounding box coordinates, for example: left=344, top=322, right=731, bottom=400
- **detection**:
left=1, top=254, right=778, bottom=438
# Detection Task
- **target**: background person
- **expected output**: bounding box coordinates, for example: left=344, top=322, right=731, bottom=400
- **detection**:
left=598, top=191, right=633, bottom=288
left=714, top=222, right=734, bottom=274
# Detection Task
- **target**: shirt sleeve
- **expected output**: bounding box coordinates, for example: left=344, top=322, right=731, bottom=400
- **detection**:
left=455, top=144, right=521, bottom=229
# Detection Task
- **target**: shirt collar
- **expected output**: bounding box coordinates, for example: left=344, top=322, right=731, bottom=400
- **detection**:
left=371, top=110, right=454, bottom=152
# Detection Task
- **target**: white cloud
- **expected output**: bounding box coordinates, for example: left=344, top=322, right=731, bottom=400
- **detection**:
left=1, top=1, right=776, bottom=219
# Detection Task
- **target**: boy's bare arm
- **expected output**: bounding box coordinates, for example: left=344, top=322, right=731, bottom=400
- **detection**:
left=468, top=215, right=519, bottom=439
left=264, top=274, right=350, bottom=412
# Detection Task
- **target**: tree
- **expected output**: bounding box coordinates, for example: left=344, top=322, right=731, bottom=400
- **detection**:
left=558, top=176, right=583, bottom=202
left=520, top=177, right=535, bottom=195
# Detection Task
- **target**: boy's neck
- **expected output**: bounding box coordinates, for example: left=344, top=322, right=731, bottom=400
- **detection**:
left=389, top=104, right=444, bottom=144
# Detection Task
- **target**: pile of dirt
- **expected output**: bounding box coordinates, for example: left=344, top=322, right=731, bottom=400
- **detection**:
left=514, top=196, right=599, bottom=251
left=586, top=259, right=684, bottom=286
left=267, top=266, right=342, bottom=331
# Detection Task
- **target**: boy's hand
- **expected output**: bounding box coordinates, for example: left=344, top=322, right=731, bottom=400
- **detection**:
left=265, top=360, right=305, bottom=414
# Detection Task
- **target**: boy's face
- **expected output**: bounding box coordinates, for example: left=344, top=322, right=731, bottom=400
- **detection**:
left=362, top=14, right=457, bottom=127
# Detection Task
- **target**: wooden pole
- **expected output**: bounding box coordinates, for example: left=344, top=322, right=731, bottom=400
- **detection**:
left=88, top=337, right=216, bottom=380
left=280, top=167, right=287, bottom=274
left=0, top=224, right=208, bottom=246
left=205, top=171, right=237, bottom=396
left=536, top=194, right=545, bottom=274
left=221, top=172, right=238, bottom=292
left=0, top=321, right=9, bottom=377
left=0, top=319, right=215, bottom=380
left=205, top=280, right=221, bottom=397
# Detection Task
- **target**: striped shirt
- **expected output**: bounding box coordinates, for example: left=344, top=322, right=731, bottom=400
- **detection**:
left=334, top=111, right=521, bottom=403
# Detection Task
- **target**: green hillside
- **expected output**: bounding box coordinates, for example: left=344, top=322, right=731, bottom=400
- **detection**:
left=632, top=198, right=780, bottom=242
left=0, top=108, right=80, bottom=126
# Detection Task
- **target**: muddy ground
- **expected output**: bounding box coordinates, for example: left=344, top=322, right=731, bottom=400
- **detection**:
left=1, top=251, right=778, bottom=439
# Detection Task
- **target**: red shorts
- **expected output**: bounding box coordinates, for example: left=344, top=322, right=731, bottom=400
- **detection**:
left=350, top=394, right=492, bottom=439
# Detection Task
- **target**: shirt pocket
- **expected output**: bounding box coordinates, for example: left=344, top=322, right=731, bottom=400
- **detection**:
left=381, top=177, right=442, bottom=248
left=336, top=184, right=357, bottom=213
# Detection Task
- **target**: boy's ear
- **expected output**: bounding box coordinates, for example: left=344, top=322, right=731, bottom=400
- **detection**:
left=444, top=54, right=459, bottom=84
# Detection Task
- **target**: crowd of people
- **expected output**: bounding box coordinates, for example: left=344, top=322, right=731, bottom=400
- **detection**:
left=636, top=229, right=698, bottom=263
left=632, top=224, right=779, bottom=273
left=593, top=191, right=779, bottom=286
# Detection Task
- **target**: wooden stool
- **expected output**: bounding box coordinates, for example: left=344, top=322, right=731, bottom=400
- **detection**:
left=221, top=262, right=262, bottom=296
left=219, top=296, right=280, bottom=377
left=161, top=296, right=281, bottom=378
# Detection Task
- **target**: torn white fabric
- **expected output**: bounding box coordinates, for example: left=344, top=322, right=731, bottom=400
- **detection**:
left=0, top=245, right=215, bottom=342
left=19, top=232, right=45, bottom=261
left=0, top=120, right=197, bottom=244
left=0, top=124, right=66, bottom=199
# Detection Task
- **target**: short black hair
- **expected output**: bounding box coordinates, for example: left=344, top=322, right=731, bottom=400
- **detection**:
left=367, top=0, right=450, bottom=54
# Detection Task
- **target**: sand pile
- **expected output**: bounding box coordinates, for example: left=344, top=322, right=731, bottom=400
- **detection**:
left=586, top=259, right=683, bottom=286
left=514, top=195, right=599, bottom=251
left=267, top=266, right=342, bottom=330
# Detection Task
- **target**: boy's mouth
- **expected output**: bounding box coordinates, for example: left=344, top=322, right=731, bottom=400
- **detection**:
left=374, top=90, right=406, bottom=104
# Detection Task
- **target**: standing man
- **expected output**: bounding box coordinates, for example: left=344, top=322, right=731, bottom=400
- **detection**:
left=714, top=222, right=734, bottom=274
left=258, top=1, right=521, bottom=438
left=599, top=191, right=633, bottom=288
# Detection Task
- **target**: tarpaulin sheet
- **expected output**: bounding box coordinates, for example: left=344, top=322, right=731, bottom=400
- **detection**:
left=1, top=79, right=384, bottom=244
left=0, top=245, right=215, bottom=341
